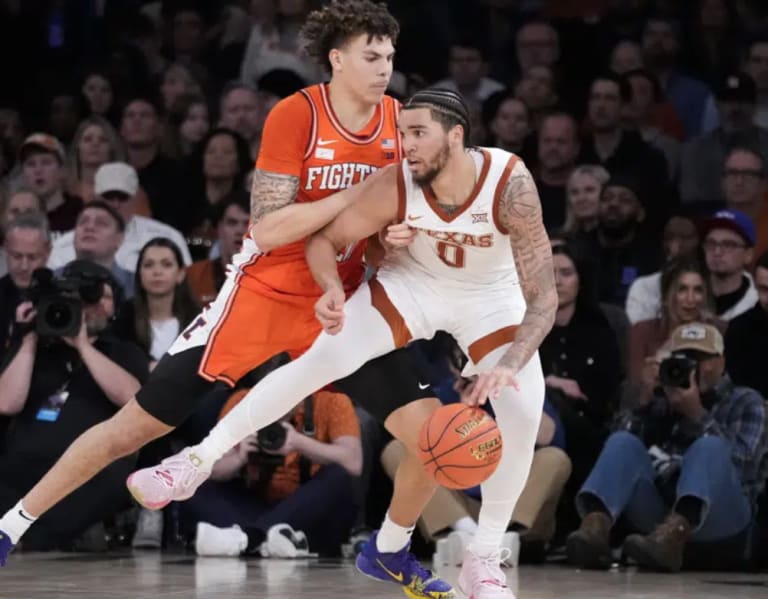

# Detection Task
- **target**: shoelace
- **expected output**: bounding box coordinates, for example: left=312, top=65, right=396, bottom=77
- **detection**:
left=477, top=548, right=512, bottom=587
left=154, top=453, right=203, bottom=490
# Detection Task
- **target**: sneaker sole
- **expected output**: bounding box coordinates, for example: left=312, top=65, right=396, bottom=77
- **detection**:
left=126, top=474, right=170, bottom=511
left=355, top=558, right=455, bottom=599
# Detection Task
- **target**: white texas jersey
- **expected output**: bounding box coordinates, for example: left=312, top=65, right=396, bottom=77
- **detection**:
left=386, top=147, right=522, bottom=290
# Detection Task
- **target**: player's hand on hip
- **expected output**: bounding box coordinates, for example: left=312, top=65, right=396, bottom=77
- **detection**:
left=464, top=366, right=520, bottom=406
left=381, top=222, right=417, bottom=250
left=315, top=287, right=345, bottom=334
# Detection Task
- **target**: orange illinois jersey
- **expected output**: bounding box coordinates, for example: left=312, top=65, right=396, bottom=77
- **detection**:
left=243, top=83, right=402, bottom=299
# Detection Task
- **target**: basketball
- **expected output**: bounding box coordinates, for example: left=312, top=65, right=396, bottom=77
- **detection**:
left=418, top=403, right=503, bottom=490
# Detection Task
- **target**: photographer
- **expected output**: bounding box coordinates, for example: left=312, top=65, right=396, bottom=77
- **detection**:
left=179, top=383, right=362, bottom=558
left=0, top=260, right=149, bottom=550
left=566, top=322, right=767, bottom=572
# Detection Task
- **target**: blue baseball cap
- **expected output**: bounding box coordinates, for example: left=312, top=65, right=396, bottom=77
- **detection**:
left=700, top=209, right=756, bottom=247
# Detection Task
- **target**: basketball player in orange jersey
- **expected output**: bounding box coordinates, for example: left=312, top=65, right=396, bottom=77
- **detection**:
left=133, top=89, right=557, bottom=599
left=0, top=4, right=452, bottom=595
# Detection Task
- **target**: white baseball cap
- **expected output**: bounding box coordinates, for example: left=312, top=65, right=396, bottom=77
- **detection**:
left=94, top=162, right=139, bottom=197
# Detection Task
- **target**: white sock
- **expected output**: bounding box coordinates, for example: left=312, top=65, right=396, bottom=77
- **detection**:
left=376, top=513, right=414, bottom=553
left=468, top=502, right=509, bottom=557
left=0, top=500, right=37, bottom=544
left=452, top=516, right=478, bottom=534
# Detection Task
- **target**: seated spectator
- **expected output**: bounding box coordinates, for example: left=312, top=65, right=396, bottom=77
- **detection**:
left=626, top=215, right=700, bottom=324
left=567, top=323, right=767, bottom=572
left=622, top=68, right=682, bottom=180
left=113, top=238, right=199, bottom=368
left=48, top=162, right=191, bottom=272
left=541, top=240, right=623, bottom=529
left=18, top=133, right=83, bottom=234
left=217, top=83, right=261, bottom=160
left=561, top=165, right=609, bottom=235
left=481, top=92, right=532, bottom=159
left=0, top=214, right=51, bottom=352
left=161, top=94, right=210, bottom=159
left=578, top=174, right=663, bottom=306
left=702, top=209, right=759, bottom=320
left=159, top=63, right=204, bottom=114
left=433, top=38, right=504, bottom=113
left=680, top=72, right=768, bottom=207
left=186, top=192, right=249, bottom=306
left=627, top=256, right=724, bottom=406
left=180, top=384, right=362, bottom=558
left=720, top=147, right=768, bottom=265
left=725, top=250, right=768, bottom=398
left=515, top=65, right=559, bottom=131
left=0, top=188, right=46, bottom=277
left=744, top=36, right=768, bottom=129
left=66, top=115, right=152, bottom=216
left=80, top=70, right=115, bottom=121
left=54, top=201, right=133, bottom=299
left=0, top=260, right=148, bottom=550
left=534, top=113, right=581, bottom=231
left=181, top=128, right=252, bottom=249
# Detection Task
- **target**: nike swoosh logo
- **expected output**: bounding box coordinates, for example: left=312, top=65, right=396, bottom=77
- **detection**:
left=407, top=214, right=423, bottom=221
left=418, top=383, right=430, bottom=390
left=18, top=510, right=35, bottom=522
left=375, top=559, right=404, bottom=582
left=317, top=139, right=337, bottom=146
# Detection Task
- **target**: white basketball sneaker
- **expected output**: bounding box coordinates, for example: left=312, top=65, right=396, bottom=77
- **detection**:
left=458, top=548, right=515, bottom=599
left=195, top=522, right=248, bottom=557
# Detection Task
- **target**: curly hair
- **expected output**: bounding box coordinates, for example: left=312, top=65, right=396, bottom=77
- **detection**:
left=300, top=0, right=399, bottom=72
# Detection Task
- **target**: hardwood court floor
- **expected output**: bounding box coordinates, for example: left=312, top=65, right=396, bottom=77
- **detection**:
left=0, top=552, right=766, bottom=598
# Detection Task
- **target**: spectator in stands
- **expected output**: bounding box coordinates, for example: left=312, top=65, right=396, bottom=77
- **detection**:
left=641, top=15, right=719, bottom=139
left=80, top=70, right=115, bottom=120
left=623, top=68, right=682, bottom=179
left=744, top=36, right=768, bottom=129
left=725, top=250, right=768, bottom=398
left=683, top=0, right=742, bottom=88
left=567, top=323, right=767, bottom=572
left=702, top=209, right=759, bottom=320
left=561, top=165, right=609, bottom=235
left=535, top=113, right=580, bottom=231
left=0, top=260, right=148, bottom=550
left=182, top=128, right=252, bottom=245
left=720, top=147, right=768, bottom=263
left=120, top=96, right=182, bottom=228
left=186, top=192, right=249, bottom=306
left=434, top=38, right=504, bottom=112
left=47, top=92, right=89, bottom=146
left=0, top=108, right=24, bottom=154
left=19, top=133, right=82, bottom=234
left=515, top=20, right=560, bottom=75
left=239, top=0, right=322, bottom=87
left=515, top=64, right=559, bottom=131
left=56, top=202, right=133, bottom=299
left=579, top=174, right=663, bottom=306
left=182, top=381, right=362, bottom=558
left=0, top=215, right=51, bottom=351
left=578, top=72, right=672, bottom=224
left=160, top=63, right=204, bottom=114
left=48, top=162, right=191, bottom=273
left=66, top=116, right=128, bottom=206
left=0, top=188, right=45, bottom=276
left=680, top=73, right=768, bottom=207
left=481, top=92, right=532, bottom=159
left=218, top=82, right=261, bottom=159
left=610, top=39, right=643, bottom=75
left=162, top=94, right=210, bottom=159
left=113, top=238, right=198, bottom=368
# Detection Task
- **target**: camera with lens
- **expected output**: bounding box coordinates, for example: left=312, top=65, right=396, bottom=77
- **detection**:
left=658, top=352, right=699, bottom=389
left=257, top=422, right=288, bottom=453
left=26, top=266, right=109, bottom=337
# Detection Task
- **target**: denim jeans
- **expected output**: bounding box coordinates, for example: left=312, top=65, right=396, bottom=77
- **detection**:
left=577, top=431, right=752, bottom=542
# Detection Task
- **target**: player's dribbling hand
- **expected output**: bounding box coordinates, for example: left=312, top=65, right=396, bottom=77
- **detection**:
left=315, top=287, right=345, bottom=335
left=463, top=366, right=520, bottom=406
left=381, top=222, right=417, bottom=250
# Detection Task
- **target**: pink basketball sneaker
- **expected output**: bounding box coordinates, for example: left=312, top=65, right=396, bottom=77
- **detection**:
left=458, top=548, right=515, bottom=599
left=126, top=447, right=211, bottom=510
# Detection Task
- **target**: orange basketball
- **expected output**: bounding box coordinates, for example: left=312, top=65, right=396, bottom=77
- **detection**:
left=418, top=403, right=503, bottom=490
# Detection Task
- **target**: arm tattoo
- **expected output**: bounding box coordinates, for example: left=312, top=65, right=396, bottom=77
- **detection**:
left=497, top=164, right=558, bottom=372
left=249, top=168, right=300, bottom=225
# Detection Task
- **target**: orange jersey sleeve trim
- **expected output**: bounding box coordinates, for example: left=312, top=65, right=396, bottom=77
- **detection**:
left=255, top=90, right=316, bottom=177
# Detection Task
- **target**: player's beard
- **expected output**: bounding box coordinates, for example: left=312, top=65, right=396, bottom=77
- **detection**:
left=412, top=142, right=451, bottom=186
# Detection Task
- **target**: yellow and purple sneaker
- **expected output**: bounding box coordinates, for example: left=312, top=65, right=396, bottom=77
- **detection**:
left=0, top=529, right=15, bottom=567
left=355, top=531, right=455, bottom=599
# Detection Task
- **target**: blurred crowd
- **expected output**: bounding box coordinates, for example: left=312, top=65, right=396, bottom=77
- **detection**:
left=0, top=0, right=767, bottom=573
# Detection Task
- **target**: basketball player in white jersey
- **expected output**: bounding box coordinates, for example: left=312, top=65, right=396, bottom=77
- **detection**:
left=134, top=89, right=556, bottom=599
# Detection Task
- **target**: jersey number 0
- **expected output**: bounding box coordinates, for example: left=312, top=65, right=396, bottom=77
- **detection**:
left=436, top=241, right=466, bottom=268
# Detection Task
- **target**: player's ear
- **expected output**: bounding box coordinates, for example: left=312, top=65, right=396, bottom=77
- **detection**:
left=329, top=48, right=342, bottom=71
